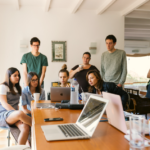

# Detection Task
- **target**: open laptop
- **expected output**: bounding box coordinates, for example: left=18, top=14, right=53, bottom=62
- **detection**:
left=51, top=87, right=70, bottom=102
left=41, top=95, right=109, bottom=141
left=103, top=92, right=149, bottom=134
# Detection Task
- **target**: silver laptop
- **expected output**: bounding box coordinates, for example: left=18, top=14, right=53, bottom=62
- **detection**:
left=51, top=87, right=70, bottom=102
left=41, top=95, right=109, bottom=141
left=103, top=92, right=149, bottom=134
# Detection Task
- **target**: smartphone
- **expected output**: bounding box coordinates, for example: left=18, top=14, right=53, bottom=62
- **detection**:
left=44, top=118, right=63, bottom=122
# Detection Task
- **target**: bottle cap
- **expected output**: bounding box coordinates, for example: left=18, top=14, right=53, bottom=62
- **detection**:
left=74, top=78, right=77, bottom=81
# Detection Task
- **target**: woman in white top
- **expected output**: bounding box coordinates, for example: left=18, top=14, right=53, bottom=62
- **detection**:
left=59, top=64, right=70, bottom=87
left=0, top=67, right=31, bottom=145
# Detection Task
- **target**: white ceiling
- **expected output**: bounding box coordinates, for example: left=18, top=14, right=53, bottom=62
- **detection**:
left=0, top=0, right=147, bottom=13
left=0, top=0, right=149, bottom=41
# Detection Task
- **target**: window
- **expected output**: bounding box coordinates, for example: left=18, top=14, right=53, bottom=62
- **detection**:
left=126, top=56, right=150, bottom=84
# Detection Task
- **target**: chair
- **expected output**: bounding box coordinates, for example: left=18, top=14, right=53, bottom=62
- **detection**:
left=0, top=126, right=11, bottom=146
left=51, top=82, right=60, bottom=87
left=51, top=81, right=70, bottom=87
left=0, top=145, right=31, bottom=150
left=125, top=88, right=150, bottom=118
left=47, top=92, right=50, bottom=100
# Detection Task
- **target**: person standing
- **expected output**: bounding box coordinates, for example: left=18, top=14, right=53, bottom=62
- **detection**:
left=20, top=37, right=48, bottom=88
left=70, top=52, right=99, bottom=94
left=146, top=69, right=150, bottom=98
left=100, top=35, right=127, bottom=87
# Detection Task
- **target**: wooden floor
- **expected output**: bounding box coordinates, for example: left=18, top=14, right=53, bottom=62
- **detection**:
left=0, top=129, right=16, bottom=148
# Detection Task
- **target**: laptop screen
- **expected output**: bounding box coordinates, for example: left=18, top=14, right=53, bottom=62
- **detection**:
left=77, top=97, right=106, bottom=134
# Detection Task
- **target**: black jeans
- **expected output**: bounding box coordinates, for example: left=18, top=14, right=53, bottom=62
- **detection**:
left=146, top=84, right=150, bottom=98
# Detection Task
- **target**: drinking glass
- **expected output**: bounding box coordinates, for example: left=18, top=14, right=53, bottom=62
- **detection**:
left=130, top=116, right=145, bottom=150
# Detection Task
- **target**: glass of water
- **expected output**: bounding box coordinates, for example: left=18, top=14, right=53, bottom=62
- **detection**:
left=130, top=116, right=145, bottom=150
left=81, top=92, right=90, bottom=104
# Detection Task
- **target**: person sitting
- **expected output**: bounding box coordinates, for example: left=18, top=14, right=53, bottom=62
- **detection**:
left=0, top=67, right=31, bottom=145
left=86, top=70, right=128, bottom=110
left=21, top=72, right=45, bottom=115
left=59, top=64, right=70, bottom=87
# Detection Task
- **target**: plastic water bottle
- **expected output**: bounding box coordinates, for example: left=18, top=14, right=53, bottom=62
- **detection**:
left=70, top=78, right=79, bottom=104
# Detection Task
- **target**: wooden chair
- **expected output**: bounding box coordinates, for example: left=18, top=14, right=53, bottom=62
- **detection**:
left=51, top=82, right=70, bottom=87
left=51, top=82, right=60, bottom=87
left=125, top=88, right=150, bottom=118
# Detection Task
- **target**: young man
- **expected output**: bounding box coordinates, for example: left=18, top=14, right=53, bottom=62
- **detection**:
left=146, top=69, right=150, bottom=98
left=20, top=37, right=48, bottom=88
left=100, top=35, right=127, bottom=87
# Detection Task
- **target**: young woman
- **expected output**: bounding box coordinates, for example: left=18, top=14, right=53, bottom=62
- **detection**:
left=21, top=72, right=45, bottom=115
left=86, top=70, right=128, bottom=110
left=0, top=67, right=31, bottom=145
left=59, top=64, right=70, bottom=87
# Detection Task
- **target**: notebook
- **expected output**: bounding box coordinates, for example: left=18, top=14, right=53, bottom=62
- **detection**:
left=41, top=95, right=109, bottom=141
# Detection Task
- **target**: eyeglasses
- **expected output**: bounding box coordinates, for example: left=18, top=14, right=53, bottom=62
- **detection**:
left=31, top=79, right=38, bottom=82
left=32, top=45, right=40, bottom=47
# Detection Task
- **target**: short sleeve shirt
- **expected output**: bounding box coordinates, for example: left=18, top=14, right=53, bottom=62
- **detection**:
left=20, top=86, right=45, bottom=111
left=0, top=84, right=18, bottom=95
left=71, top=65, right=99, bottom=93
left=20, top=52, right=48, bottom=79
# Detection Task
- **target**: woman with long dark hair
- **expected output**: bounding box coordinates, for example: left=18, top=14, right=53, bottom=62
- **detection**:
left=86, top=70, right=128, bottom=110
left=0, top=67, right=31, bottom=144
left=20, top=72, right=45, bottom=115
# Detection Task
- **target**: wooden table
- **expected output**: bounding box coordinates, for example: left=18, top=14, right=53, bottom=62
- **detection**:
left=31, top=101, right=150, bottom=150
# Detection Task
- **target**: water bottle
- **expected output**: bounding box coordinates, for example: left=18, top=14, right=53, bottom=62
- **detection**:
left=70, top=78, right=79, bottom=104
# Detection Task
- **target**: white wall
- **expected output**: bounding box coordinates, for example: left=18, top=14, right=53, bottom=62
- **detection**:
left=0, top=6, right=124, bottom=97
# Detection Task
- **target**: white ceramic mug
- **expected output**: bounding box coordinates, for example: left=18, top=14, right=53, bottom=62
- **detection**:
left=31, top=93, right=40, bottom=101
left=79, top=64, right=83, bottom=69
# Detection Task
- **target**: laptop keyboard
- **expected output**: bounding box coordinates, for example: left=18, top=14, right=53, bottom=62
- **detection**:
left=58, top=124, right=87, bottom=137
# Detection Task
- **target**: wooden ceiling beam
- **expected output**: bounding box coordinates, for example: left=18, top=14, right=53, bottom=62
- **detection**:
left=44, top=0, right=52, bottom=12
left=121, top=0, right=149, bottom=16
left=71, top=0, right=84, bottom=14
left=96, top=0, right=116, bottom=15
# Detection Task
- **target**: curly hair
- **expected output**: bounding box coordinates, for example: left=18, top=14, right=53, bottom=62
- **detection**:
left=86, top=70, right=103, bottom=93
